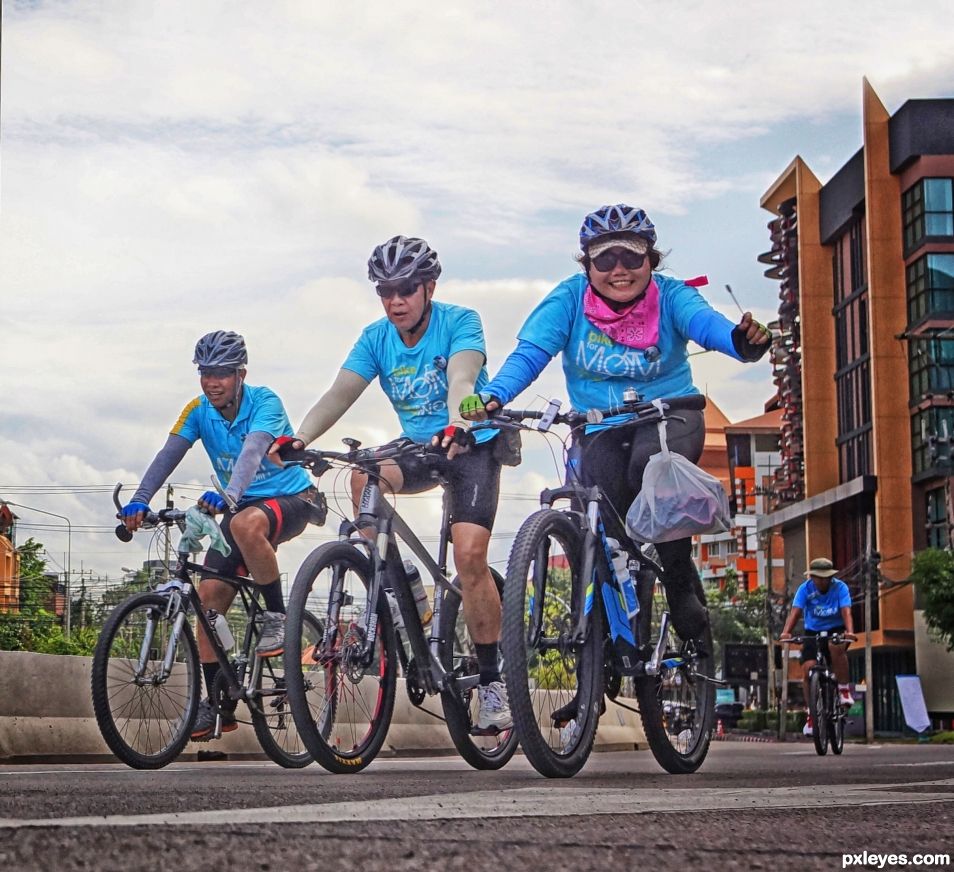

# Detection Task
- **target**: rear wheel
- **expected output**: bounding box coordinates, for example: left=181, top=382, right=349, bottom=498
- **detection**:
left=249, top=610, right=323, bottom=768
left=809, top=670, right=829, bottom=755
left=439, top=569, right=519, bottom=770
left=829, top=681, right=845, bottom=755
left=634, top=575, right=715, bottom=774
left=284, top=543, right=397, bottom=773
left=91, top=591, right=200, bottom=769
left=502, top=509, right=603, bottom=778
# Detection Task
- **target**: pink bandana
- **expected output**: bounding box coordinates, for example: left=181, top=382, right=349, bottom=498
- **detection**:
left=583, top=279, right=660, bottom=349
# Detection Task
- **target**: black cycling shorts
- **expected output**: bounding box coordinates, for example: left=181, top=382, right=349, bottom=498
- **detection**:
left=202, top=490, right=318, bottom=579
left=384, top=438, right=501, bottom=532
left=800, top=627, right=849, bottom=663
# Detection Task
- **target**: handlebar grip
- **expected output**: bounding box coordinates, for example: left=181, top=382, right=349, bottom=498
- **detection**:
left=115, top=523, right=133, bottom=542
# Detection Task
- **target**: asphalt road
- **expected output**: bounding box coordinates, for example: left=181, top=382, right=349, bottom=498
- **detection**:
left=1, top=741, right=952, bottom=871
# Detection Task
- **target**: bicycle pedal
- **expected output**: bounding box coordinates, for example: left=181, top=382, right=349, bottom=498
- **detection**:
left=469, top=725, right=505, bottom=737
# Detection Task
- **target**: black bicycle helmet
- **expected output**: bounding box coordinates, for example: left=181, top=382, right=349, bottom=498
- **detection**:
left=193, top=330, right=248, bottom=369
left=368, top=236, right=442, bottom=284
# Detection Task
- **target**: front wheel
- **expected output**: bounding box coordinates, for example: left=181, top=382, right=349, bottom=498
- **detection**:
left=249, top=610, right=323, bottom=768
left=809, top=670, right=829, bottom=756
left=91, top=591, right=200, bottom=769
left=284, top=542, right=397, bottom=773
left=502, top=509, right=603, bottom=778
left=829, top=681, right=845, bottom=755
left=634, top=575, right=715, bottom=775
left=438, top=569, right=519, bottom=770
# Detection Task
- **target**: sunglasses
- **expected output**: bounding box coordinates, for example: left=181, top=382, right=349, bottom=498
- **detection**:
left=375, top=280, right=422, bottom=300
left=199, top=366, right=239, bottom=378
left=590, top=249, right=647, bottom=272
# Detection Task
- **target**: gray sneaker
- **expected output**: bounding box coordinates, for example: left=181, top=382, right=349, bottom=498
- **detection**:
left=472, top=680, right=513, bottom=735
left=191, top=699, right=237, bottom=741
left=255, top=611, right=285, bottom=657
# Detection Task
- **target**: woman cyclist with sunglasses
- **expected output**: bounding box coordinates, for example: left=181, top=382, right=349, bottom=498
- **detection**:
left=461, top=204, right=771, bottom=642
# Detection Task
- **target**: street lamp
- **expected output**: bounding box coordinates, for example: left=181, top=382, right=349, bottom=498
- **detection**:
left=0, top=500, right=73, bottom=639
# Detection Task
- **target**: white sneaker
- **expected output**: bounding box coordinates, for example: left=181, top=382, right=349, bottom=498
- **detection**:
left=803, top=716, right=814, bottom=736
left=473, top=681, right=512, bottom=735
left=839, top=687, right=854, bottom=707
left=560, top=718, right=581, bottom=752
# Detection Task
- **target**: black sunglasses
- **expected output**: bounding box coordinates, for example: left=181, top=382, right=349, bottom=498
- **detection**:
left=375, top=280, right=422, bottom=300
left=590, top=249, right=647, bottom=272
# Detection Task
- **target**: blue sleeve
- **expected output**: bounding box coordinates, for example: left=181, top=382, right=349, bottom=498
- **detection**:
left=247, top=388, right=292, bottom=437
left=170, top=397, right=202, bottom=444
left=342, top=326, right=380, bottom=382
left=793, top=582, right=808, bottom=610
left=483, top=340, right=553, bottom=405
left=837, top=581, right=852, bottom=609
left=666, top=279, right=744, bottom=361
left=448, top=307, right=487, bottom=360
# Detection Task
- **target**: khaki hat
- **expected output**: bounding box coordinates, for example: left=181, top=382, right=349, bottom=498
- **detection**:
left=805, top=557, right=838, bottom=578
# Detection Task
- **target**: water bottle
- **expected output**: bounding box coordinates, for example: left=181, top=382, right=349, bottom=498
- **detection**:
left=206, top=609, right=234, bottom=650
left=384, top=590, right=412, bottom=660
left=607, top=539, right=639, bottom=620
left=404, top=560, right=433, bottom=626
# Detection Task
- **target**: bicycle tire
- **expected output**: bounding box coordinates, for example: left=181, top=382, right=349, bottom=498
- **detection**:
left=634, top=575, right=715, bottom=774
left=809, top=670, right=829, bottom=755
left=830, top=703, right=845, bottom=755
left=249, top=610, right=323, bottom=769
left=502, top=509, right=603, bottom=778
left=438, top=569, right=519, bottom=770
left=284, top=542, right=397, bottom=773
left=91, top=591, right=200, bottom=769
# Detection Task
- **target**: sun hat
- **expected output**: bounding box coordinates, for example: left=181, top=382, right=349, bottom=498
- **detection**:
left=805, top=557, right=838, bottom=578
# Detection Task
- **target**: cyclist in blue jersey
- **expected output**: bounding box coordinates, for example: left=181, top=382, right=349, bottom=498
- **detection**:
left=461, top=204, right=771, bottom=645
left=268, top=236, right=511, bottom=734
left=120, top=330, right=321, bottom=740
left=780, top=557, right=855, bottom=735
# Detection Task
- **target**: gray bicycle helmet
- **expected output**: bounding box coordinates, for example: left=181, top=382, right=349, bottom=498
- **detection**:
left=193, top=330, right=248, bottom=369
left=579, top=204, right=657, bottom=250
left=368, top=236, right=442, bottom=284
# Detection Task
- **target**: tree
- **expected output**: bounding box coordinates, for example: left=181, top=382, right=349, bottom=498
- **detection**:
left=707, top=581, right=767, bottom=674
left=911, top=548, right=954, bottom=652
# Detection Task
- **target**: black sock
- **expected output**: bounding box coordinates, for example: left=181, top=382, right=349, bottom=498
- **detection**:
left=261, top=579, right=285, bottom=614
left=475, top=642, right=501, bottom=685
left=202, top=661, right=220, bottom=699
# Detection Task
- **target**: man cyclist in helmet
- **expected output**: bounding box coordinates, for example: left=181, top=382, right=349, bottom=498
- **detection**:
left=461, top=204, right=770, bottom=726
left=120, top=330, right=319, bottom=741
left=269, top=236, right=511, bottom=734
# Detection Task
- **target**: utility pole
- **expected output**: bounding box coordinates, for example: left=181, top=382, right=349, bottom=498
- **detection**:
left=864, top=514, right=877, bottom=744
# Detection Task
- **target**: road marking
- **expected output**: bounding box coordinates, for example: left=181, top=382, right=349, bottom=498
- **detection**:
left=2, top=779, right=953, bottom=829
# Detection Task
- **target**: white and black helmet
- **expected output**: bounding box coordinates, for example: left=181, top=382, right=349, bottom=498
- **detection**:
left=193, top=330, right=248, bottom=369
left=368, top=236, right=442, bottom=284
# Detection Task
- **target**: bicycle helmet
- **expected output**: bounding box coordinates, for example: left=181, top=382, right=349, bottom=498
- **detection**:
left=579, top=204, right=656, bottom=250
left=368, top=236, right=442, bottom=284
left=193, top=330, right=248, bottom=369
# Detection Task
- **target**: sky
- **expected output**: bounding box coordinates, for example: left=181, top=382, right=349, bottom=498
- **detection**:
left=2, top=0, right=953, bottom=594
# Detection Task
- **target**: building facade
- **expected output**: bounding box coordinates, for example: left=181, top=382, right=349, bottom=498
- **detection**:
left=758, top=80, right=954, bottom=731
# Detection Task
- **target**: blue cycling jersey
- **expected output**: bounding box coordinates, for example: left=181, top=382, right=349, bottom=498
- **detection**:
left=793, top=578, right=852, bottom=632
left=342, top=300, right=495, bottom=445
left=171, top=384, right=311, bottom=500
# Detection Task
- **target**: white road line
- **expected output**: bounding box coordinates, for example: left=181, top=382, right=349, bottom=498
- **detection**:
left=2, top=780, right=953, bottom=829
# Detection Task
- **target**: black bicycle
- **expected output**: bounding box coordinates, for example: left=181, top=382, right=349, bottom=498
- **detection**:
left=91, top=485, right=322, bottom=769
left=474, top=395, right=717, bottom=777
left=281, top=439, right=518, bottom=773
left=788, top=632, right=856, bottom=756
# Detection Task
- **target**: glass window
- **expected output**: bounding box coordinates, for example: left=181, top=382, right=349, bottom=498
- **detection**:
left=908, top=335, right=954, bottom=402
left=926, top=487, right=948, bottom=550
left=907, top=253, right=954, bottom=325
left=903, top=178, right=954, bottom=250
left=912, top=407, right=954, bottom=474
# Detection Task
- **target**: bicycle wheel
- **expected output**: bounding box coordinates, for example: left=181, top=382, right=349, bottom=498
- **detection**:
left=438, top=569, right=519, bottom=770
left=284, top=542, right=397, bottom=773
left=91, top=591, right=200, bottom=769
left=502, top=509, right=603, bottom=778
left=634, top=574, right=715, bottom=774
left=249, top=610, right=323, bottom=768
left=809, top=670, right=829, bottom=755
left=830, top=704, right=845, bottom=755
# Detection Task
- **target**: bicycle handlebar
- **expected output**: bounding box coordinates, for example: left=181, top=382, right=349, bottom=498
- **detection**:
left=112, top=483, right=191, bottom=541
left=782, top=632, right=858, bottom=644
left=284, top=438, right=448, bottom=479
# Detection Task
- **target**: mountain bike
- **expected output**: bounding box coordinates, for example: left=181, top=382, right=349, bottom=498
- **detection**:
left=474, top=395, right=717, bottom=777
left=788, top=631, right=856, bottom=756
left=281, top=439, right=519, bottom=773
left=91, top=485, right=322, bottom=770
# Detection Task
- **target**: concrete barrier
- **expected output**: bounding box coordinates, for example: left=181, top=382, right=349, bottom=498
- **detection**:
left=0, top=652, right=644, bottom=762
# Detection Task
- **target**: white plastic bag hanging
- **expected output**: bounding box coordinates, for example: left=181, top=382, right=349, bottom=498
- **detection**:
left=625, top=416, right=731, bottom=544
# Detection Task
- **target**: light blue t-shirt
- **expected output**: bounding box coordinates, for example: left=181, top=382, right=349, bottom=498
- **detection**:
left=171, top=384, right=311, bottom=500
left=342, top=301, right=495, bottom=445
left=515, top=273, right=743, bottom=418
left=793, top=578, right=852, bottom=631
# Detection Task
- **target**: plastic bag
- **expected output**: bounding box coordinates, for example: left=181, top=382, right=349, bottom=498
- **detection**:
left=625, top=418, right=731, bottom=544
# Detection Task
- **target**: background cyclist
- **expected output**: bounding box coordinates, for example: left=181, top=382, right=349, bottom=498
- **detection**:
left=779, top=556, right=855, bottom=736
left=461, top=203, right=771, bottom=648
left=268, top=236, right=511, bottom=735
left=120, top=330, right=317, bottom=740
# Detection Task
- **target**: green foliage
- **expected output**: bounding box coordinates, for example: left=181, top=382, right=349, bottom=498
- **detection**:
left=911, top=548, right=954, bottom=652
left=707, top=582, right=766, bottom=673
